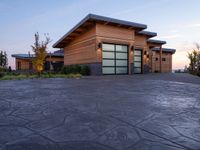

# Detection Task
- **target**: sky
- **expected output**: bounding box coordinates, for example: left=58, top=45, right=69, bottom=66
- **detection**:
left=1, top=0, right=200, bottom=70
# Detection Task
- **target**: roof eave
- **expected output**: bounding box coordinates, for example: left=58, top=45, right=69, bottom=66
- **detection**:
left=53, top=14, right=148, bottom=48
left=147, top=39, right=167, bottom=45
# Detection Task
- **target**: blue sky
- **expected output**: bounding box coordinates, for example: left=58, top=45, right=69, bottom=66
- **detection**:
left=1, top=0, right=200, bottom=69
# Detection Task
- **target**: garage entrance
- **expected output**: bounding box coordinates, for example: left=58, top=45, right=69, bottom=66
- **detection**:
left=102, top=43, right=128, bottom=75
left=134, top=49, right=142, bottom=74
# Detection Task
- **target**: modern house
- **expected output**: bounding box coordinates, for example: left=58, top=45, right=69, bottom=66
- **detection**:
left=12, top=50, right=64, bottom=71
left=53, top=14, right=176, bottom=75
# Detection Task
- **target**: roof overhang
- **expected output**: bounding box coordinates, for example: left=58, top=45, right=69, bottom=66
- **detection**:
left=137, top=31, right=157, bottom=38
left=11, top=54, right=35, bottom=59
left=53, top=14, right=147, bottom=48
left=12, top=53, right=64, bottom=59
left=147, top=39, right=166, bottom=45
left=152, top=47, right=176, bottom=54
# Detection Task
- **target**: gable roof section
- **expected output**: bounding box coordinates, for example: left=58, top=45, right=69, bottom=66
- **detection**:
left=53, top=14, right=147, bottom=48
left=152, top=47, right=176, bottom=53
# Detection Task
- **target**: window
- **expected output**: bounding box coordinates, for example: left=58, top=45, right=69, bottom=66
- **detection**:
left=155, top=58, right=158, bottom=61
left=162, top=58, right=166, bottom=61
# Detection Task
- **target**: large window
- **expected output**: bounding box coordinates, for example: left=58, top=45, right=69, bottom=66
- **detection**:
left=102, top=43, right=128, bottom=75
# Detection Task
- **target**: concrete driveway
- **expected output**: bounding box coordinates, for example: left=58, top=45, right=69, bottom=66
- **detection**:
left=0, top=73, right=200, bottom=150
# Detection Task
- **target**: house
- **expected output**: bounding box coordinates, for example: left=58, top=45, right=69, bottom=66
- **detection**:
left=53, top=14, right=175, bottom=75
left=12, top=50, right=64, bottom=71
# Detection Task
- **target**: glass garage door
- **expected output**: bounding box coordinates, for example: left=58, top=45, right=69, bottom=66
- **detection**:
left=134, top=49, right=142, bottom=74
left=102, top=43, right=128, bottom=75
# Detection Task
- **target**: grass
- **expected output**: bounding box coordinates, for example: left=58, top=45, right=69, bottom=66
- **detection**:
left=0, top=73, right=82, bottom=80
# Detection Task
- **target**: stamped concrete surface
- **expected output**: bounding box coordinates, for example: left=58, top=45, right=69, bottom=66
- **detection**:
left=0, top=73, right=200, bottom=150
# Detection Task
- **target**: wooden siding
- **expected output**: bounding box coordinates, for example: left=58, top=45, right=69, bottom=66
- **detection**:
left=61, top=22, right=173, bottom=74
left=152, top=51, right=172, bottom=72
left=64, top=25, right=97, bottom=65
left=96, top=23, right=134, bottom=41
left=16, top=58, right=32, bottom=70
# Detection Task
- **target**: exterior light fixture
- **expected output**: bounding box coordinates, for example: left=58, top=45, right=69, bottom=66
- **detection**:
left=131, top=46, right=134, bottom=51
left=98, top=43, right=102, bottom=49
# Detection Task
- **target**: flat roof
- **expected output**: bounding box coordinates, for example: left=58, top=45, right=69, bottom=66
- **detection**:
left=152, top=47, right=176, bottom=53
left=12, top=51, right=64, bottom=59
left=138, top=31, right=157, bottom=38
left=147, top=39, right=167, bottom=45
left=53, top=14, right=148, bottom=48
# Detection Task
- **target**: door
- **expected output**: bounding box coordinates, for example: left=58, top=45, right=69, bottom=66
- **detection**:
left=134, top=49, right=142, bottom=74
left=102, top=43, right=128, bottom=75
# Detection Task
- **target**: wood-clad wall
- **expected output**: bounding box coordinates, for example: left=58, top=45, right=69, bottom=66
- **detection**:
left=152, top=52, right=172, bottom=73
left=62, top=22, right=173, bottom=73
left=16, top=59, right=31, bottom=70
left=96, top=23, right=134, bottom=40
left=64, top=25, right=97, bottom=65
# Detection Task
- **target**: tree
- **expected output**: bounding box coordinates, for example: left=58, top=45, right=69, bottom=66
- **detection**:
left=188, top=43, right=200, bottom=75
left=0, top=50, right=8, bottom=68
left=31, top=32, right=51, bottom=76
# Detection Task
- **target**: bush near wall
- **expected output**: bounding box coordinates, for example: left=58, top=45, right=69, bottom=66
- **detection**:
left=61, top=65, right=90, bottom=75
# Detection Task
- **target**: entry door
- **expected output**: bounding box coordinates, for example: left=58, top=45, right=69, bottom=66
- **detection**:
left=102, top=43, right=128, bottom=75
left=134, top=49, right=142, bottom=74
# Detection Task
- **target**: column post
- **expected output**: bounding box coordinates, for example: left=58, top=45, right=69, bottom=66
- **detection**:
left=160, top=45, right=162, bottom=73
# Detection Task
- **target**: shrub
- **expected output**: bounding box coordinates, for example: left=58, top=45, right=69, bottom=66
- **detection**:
left=61, top=65, right=89, bottom=75
left=0, top=72, right=4, bottom=78
left=80, top=65, right=90, bottom=75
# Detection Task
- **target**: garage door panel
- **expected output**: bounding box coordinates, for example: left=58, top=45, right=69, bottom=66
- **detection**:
left=102, top=67, right=115, bottom=74
left=102, top=59, right=115, bottom=66
left=116, top=60, right=128, bottom=66
left=103, top=52, right=115, bottom=59
left=116, top=53, right=128, bottom=59
left=116, top=67, right=128, bottom=74
left=102, top=43, right=128, bottom=75
left=102, top=44, right=115, bottom=51
left=116, top=45, right=128, bottom=52
left=134, top=49, right=142, bottom=74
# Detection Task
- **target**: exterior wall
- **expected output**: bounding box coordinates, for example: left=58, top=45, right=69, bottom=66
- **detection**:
left=64, top=25, right=97, bottom=66
left=134, top=35, right=150, bottom=73
left=16, top=58, right=32, bottom=70
left=96, top=23, right=135, bottom=75
left=15, top=57, right=64, bottom=71
left=152, top=51, right=172, bottom=73
left=62, top=23, right=174, bottom=75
